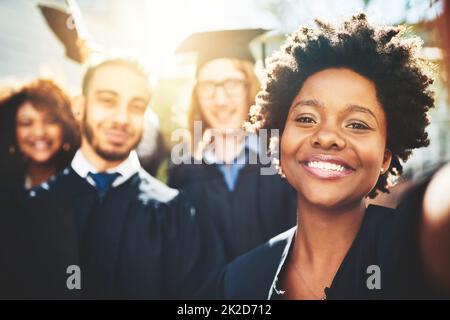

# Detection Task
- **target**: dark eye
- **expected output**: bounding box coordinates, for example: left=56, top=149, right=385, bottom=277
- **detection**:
left=295, top=116, right=316, bottom=124
left=196, top=81, right=215, bottom=97
left=98, top=96, right=116, bottom=106
left=17, top=119, right=32, bottom=127
left=130, top=104, right=146, bottom=113
left=347, top=122, right=369, bottom=130
left=101, top=98, right=115, bottom=104
left=44, top=116, right=58, bottom=125
left=223, top=79, right=247, bottom=93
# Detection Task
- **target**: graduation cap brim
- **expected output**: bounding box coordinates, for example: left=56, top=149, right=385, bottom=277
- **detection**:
left=176, top=28, right=268, bottom=69
left=38, top=3, right=86, bottom=63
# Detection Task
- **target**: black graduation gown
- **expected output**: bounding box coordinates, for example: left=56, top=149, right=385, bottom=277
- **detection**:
left=0, top=167, right=226, bottom=299
left=218, top=169, right=449, bottom=300
left=169, top=159, right=297, bottom=262
left=0, top=185, right=81, bottom=299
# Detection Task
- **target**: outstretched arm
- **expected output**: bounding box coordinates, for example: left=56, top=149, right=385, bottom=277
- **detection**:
left=421, top=161, right=450, bottom=294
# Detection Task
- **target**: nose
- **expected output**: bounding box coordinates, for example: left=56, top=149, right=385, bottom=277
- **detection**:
left=310, top=123, right=346, bottom=150
left=112, top=103, right=130, bottom=124
left=31, top=121, right=46, bottom=138
left=213, top=86, right=228, bottom=106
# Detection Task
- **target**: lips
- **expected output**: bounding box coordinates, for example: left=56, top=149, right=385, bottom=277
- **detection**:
left=213, top=109, right=237, bottom=121
left=27, top=139, right=53, bottom=151
left=105, top=129, right=129, bottom=144
left=299, top=154, right=355, bottom=180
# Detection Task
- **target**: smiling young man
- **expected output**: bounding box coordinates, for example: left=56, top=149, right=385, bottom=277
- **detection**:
left=168, top=29, right=297, bottom=263
left=6, top=57, right=225, bottom=299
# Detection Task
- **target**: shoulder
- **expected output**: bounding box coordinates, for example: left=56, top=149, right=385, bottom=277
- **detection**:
left=25, top=167, right=83, bottom=199
left=221, top=227, right=296, bottom=299
left=136, top=169, right=179, bottom=204
left=364, top=205, right=397, bottom=226
left=134, top=169, right=200, bottom=226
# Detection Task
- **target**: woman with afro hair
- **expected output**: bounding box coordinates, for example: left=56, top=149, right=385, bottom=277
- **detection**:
left=219, top=14, right=450, bottom=299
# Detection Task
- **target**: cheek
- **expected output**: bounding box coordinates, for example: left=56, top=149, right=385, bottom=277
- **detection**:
left=352, top=137, right=387, bottom=187
left=130, top=116, right=143, bottom=136
left=199, top=101, right=213, bottom=118
left=88, top=104, right=110, bottom=126
left=89, top=109, right=104, bottom=125
left=198, top=103, right=216, bottom=128
left=280, top=124, right=303, bottom=161
left=47, top=125, right=64, bottom=145
left=15, top=127, right=28, bottom=145
left=356, top=137, right=386, bottom=167
left=237, top=97, right=249, bottom=120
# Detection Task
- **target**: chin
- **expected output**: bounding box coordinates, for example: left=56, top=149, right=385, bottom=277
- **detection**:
left=97, top=145, right=131, bottom=162
left=295, top=181, right=347, bottom=206
left=28, top=152, right=53, bottom=162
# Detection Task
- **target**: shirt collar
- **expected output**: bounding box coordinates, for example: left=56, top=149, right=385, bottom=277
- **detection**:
left=267, top=227, right=297, bottom=299
left=202, top=133, right=260, bottom=165
left=71, top=149, right=141, bottom=187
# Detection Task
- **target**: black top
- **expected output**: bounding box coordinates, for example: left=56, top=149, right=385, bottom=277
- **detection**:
left=0, top=167, right=226, bottom=299
left=219, top=171, right=448, bottom=300
left=169, top=158, right=297, bottom=263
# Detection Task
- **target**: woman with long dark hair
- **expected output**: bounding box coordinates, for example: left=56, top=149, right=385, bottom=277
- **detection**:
left=0, top=79, right=80, bottom=191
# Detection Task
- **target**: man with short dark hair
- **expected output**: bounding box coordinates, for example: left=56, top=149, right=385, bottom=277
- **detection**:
left=5, top=57, right=225, bottom=299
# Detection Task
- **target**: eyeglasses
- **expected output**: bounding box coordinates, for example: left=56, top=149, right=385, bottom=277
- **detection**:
left=196, top=79, right=248, bottom=99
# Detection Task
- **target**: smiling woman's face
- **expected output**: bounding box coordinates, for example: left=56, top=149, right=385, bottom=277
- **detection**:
left=281, top=68, right=392, bottom=210
left=15, top=102, right=64, bottom=164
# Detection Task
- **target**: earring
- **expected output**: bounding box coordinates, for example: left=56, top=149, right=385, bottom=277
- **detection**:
left=63, top=143, right=71, bottom=152
left=273, top=157, right=286, bottom=178
left=9, top=145, right=15, bottom=155
left=278, top=166, right=286, bottom=178
left=380, top=168, right=385, bottom=174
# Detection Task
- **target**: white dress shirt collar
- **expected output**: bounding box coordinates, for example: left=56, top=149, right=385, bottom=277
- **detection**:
left=71, top=149, right=141, bottom=187
left=202, top=133, right=260, bottom=165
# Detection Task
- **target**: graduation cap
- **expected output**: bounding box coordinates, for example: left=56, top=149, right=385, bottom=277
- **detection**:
left=38, top=0, right=96, bottom=63
left=176, top=28, right=268, bottom=70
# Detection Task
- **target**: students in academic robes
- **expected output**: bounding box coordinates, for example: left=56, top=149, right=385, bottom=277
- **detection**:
left=1, top=57, right=225, bottom=299
left=168, top=29, right=297, bottom=262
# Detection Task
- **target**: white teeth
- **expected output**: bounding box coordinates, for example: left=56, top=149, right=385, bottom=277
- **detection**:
left=306, top=161, right=346, bottom=172
left=32, top=141, right=50, bottom=150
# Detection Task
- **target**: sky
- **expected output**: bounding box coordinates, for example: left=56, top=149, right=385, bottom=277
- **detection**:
left=0, top=0, right=444, bottom=88
left=97, top=0, right=445, bottom=78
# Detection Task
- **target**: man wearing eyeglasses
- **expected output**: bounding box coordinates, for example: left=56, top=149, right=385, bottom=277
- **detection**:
left=168, top=29, right=297, bottom=263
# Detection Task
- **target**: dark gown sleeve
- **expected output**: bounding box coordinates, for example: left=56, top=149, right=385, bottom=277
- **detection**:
left=377, top=165, right=449, bottom=299
left=160, top=191, right=227, bottom=299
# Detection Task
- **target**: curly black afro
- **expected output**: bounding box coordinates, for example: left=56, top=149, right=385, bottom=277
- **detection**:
left=247, top=13, right=435, bottom=198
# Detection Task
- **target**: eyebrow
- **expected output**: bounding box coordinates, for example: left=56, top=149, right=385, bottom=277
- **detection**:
left=95, top=90, right=118, bottom=97
left=130, top=97, right=148, bottom=105
left=345, top=104, right=378, bottom=122
left=293, top=99, right=378, bottom=124
left=293, top=99, right=324, bottom=109
left=96, top=90, right=149, bottom=103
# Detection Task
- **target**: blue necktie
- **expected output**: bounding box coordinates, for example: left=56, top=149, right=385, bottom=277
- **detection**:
left=88, top=172, right=121, bottom=199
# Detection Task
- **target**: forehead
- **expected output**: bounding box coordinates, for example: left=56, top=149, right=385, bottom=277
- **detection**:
left=294, top=68, right=385, bottom=116
left=17, top=102, right=46, bottom=117
left=197, top=58, right=245, bottom=81
left=88, top=64, right=150, bottom=99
